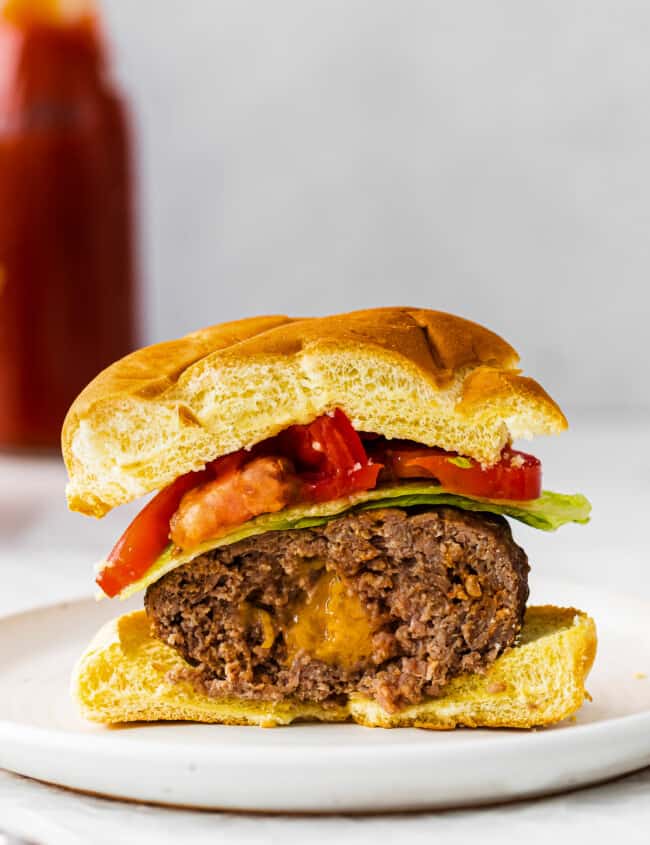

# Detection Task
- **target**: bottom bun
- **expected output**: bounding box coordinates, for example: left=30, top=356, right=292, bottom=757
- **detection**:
left=72, top=605, right=596, bottom=729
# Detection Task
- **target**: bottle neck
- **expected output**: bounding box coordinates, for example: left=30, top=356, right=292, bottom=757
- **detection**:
left=0, top=2, right=106, bottom=132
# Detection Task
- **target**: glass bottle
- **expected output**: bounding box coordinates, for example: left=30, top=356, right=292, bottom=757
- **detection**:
left=0, top=0, right=137, bottom=450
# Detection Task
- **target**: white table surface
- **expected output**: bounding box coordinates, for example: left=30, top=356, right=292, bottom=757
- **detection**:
left=1, top=413, right=649, bottom=845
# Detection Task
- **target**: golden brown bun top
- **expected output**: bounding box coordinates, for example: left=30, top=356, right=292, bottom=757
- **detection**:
left=62, top=307, right=567, bottom=517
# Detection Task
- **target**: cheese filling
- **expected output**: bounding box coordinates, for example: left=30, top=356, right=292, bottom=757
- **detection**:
left=283, top=569, right=377, bottom=670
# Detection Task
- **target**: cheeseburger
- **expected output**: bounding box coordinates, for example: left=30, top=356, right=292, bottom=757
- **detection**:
left=67, top=308, right=595, bottom=728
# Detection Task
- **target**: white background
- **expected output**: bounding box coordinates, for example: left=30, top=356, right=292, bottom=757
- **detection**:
left=101, top=0, right=649, bottom=413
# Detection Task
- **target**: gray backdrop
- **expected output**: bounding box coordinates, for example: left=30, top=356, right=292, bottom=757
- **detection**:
left=104, top=0, right=649, bottom=413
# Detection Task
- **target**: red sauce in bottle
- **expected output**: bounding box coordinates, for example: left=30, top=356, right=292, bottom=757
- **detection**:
left=0, top=0, right=137, bottom=450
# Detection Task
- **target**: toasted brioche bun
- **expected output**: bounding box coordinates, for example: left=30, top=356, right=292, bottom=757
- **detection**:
left=72, top=605, right=596, bottom=729
left=63, top=307, right=567, bottom=518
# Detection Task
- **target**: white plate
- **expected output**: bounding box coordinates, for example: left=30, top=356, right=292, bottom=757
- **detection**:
left=1, top=579, right=650, bottom=813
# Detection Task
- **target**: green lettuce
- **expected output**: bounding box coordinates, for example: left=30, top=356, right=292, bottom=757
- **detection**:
left=115, top=482, right=591, bottom=599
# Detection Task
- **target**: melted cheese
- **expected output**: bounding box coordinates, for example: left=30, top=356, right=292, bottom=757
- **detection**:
left=284, top=571, right=376, bottom=670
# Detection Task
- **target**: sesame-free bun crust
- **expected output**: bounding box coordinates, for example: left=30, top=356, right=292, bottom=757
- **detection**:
left=72, top=606, right=596, bottom=729
left=63, top=307, right=567, bottom=517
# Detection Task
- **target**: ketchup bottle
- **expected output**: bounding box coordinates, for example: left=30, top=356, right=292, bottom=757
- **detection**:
left=0, top=0, right=137, bottom=450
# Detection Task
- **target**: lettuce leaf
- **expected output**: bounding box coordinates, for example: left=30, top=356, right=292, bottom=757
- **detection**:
left=115, top=482, right=591, bottom=599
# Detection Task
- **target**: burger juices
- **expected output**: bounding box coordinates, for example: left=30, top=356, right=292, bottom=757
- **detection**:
left=65, top=308, right=593, bottom=727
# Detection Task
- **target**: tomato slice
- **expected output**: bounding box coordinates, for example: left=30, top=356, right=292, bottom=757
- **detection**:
left=96, top=467, right=213, bottom=598
left=372, top=442, right=542, bottom=501
left=302, top=461, right=381, bottom=503
left=278, top=409, right=381, bottom=502
left=96, top=452, right=251, bottom=598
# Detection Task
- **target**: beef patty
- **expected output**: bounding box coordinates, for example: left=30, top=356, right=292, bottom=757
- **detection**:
left=145, top=507, right=529, bottom=712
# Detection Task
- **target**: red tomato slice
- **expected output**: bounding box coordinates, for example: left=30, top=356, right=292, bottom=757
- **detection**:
left=373, top=442, right=541, bottom=501
left=279, top=409, right=381, bottom=502
left=302, top=462, right=381, bottom=503
left=97, top=452, right=252, bottom=597
left=277, top=409, right=367, bottom=473
left=96, top=466, right=213, bottom=598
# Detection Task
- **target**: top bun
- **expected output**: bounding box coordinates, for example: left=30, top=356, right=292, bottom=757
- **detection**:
left=62, top=307, right=567, bottom=517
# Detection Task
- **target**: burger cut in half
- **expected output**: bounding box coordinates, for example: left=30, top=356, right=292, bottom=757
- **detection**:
left=66, top=308, right=595, bottom=729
